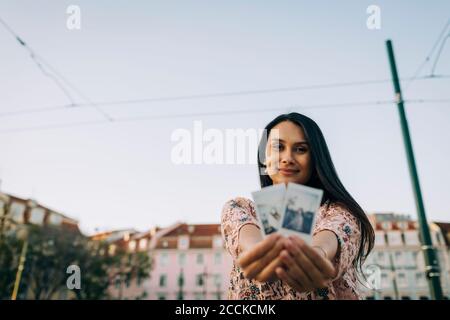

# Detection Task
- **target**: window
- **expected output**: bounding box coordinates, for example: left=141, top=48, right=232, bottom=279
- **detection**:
left=196, top=274, right=204, bottom=287
left=397, top=272, right=407, bottom=287
left=404, top=231, right=419, bottom=245
left=194, top=292, right=204, bottom=300
left=9, top=202, right=26, bottom=223
left=415, top=272, right=426, bottom=287
left=159, top=274, right=167, bottom=287
left=178, top=253, right=186, bottom=266
left=128, top=241, right=136, bottom=251
left=213, top=236, right=222, bottom=248
left=375, top=232, right=385, bottom=246
left=381, top=273, right=390, bottom=288
left=395, top=251, right=404, bottom=265
left=160, top=252, right=169, bottom=266
left=178, top=236, right=189, bottom=250
left=157, top=293, right=166, bottom=300
left=214, top=274, right=222, bottom=286
left=214, top=252, right=222, bottom=265
left=196, top=253, right=204, bottom=265
left=139, top=238, right=148, bottom=250
left=29, top=208, right=45, bottom=225
left=387, top=232, right=402, bottom=246
left=48, top=212, right=62, bottom=225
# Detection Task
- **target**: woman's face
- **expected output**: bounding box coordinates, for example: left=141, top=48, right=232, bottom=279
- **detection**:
left=265, top=120, right=313, bottom=185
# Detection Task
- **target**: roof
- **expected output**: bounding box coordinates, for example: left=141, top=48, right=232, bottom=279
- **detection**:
left=435, top=222, right=450, bottom=246
left=163, top=223, right=221, bottom=237
left=154, top=223, right=222, bottom=249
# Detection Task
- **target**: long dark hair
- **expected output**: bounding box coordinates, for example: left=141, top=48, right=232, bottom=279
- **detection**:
left=257, top=112, right=374, bottom=275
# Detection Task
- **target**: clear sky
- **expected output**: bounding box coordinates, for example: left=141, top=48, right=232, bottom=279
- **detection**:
left=0, top=0, right=449, bottom=235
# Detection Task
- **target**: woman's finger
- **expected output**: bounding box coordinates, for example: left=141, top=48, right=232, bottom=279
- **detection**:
left=242, top=237, right=284, bottom=279
left=275, top=266, right=306, bottom=293
left=255, top=256, right=283, bottom=282
left=279, top=249, right=313, bottom=290
left=285, top=237, right=329, bottom=288
left=237, top=233, right=281, bottom=268
left=301, top=241, right=336, bottom=278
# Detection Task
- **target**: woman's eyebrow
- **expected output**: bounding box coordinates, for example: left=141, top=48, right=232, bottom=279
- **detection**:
left=271, top=138, right=309, bottom=145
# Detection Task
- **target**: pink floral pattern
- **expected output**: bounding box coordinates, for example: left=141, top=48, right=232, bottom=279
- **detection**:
left=220, top=196, right=363, bottom=300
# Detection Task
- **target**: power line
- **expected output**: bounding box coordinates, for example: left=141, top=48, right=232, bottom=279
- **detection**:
left=0, top=17, right=77, bottom=105
left=0, top=98, right=448, bottom=135
left=430, top=32, right=450, bottom=76
left=0, top=16, right=114, bottom=122
left=1, top=74, right=449, bottom=119
left=403, top=18, right=450, bottom=93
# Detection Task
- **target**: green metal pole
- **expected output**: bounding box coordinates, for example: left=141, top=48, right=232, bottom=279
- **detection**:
left=385, top=39, right=443, bottom=300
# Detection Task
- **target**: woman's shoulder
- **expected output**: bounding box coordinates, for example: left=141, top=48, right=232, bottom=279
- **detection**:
left=319, top=201, right=359, bottom=225
left=222, top=196, right=255, bottom=213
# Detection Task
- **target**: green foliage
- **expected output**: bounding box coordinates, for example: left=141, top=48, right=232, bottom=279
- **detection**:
left=0, top=225, right=152, bottom=300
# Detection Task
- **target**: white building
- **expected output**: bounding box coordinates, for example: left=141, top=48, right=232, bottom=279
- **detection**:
left=360, top=213, right=450, bottom=300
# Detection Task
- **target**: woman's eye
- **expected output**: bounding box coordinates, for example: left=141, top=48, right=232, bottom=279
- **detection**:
left=272, top=143, right=283, bottom=150
left=295, top=147, right=307, bottom=153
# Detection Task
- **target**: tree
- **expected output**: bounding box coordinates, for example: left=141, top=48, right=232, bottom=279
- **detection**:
left=0, top=234, right=22, bottom=299
left=0, top=225, right=152, bottom=300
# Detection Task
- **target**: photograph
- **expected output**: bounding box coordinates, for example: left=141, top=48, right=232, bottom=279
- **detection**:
left=251, top=184, right=286, bottom=237
left=279, top=183, right=323, bottom=241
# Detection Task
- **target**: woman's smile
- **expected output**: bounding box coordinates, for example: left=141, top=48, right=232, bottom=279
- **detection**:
left=278, top=167, right=299, bottom=176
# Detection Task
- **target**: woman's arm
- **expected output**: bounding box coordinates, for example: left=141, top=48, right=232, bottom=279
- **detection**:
left=238, top=224, right=263, bottom=253
left=311, top=230, right=339, bottom=261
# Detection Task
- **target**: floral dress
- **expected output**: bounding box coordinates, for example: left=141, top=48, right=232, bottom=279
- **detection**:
left=220, top=197, right=363, bottom=300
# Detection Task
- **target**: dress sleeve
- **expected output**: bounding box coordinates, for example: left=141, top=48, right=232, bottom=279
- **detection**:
left=313, top=202, right=361, bottom=280
left=220, top=197, right=260, bottom=260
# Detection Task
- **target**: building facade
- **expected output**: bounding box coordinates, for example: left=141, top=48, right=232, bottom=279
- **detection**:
left=360, top=213, right=450, bottom=300
left=144, top=223, right=232, bottom=300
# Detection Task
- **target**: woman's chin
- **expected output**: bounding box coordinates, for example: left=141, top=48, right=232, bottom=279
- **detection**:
left=273, top=175, right=305, bottom=186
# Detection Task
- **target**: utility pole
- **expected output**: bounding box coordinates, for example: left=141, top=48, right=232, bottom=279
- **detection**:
left=385, top=39, right=443, bottom=300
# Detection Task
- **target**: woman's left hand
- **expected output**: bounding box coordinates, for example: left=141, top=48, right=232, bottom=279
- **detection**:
left=275, top=235, right=337, bottom=293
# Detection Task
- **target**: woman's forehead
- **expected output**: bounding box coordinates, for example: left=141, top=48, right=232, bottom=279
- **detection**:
left=269, top=121, right=306, bottom=141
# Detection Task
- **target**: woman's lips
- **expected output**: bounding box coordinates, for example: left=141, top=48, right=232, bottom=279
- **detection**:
left=278, top=168, right=299, bottom=176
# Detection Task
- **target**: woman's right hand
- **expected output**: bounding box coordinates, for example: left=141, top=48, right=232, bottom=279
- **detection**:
left=236, top=233, right=285, bottom=282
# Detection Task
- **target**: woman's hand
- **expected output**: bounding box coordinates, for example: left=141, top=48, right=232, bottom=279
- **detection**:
left=236, top=233, right=285, bottom=282
left=275, top=235, right=336, bottom=293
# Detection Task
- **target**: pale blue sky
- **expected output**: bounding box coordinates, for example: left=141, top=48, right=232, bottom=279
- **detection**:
left=0, top=1, right=449, bottom=234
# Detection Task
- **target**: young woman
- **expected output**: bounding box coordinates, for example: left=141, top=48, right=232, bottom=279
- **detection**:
left=221, top=112, right=374, bottom=300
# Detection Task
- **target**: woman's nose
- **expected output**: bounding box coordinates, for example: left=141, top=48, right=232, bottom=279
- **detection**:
left=280, top=150, right=294, bottom=163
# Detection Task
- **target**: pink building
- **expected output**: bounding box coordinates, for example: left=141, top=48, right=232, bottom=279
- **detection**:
left=144, top=223, right=232, bottom=300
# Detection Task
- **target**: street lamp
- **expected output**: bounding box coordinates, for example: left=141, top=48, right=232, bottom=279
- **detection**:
left=11, top=226, right=29, bottom=300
